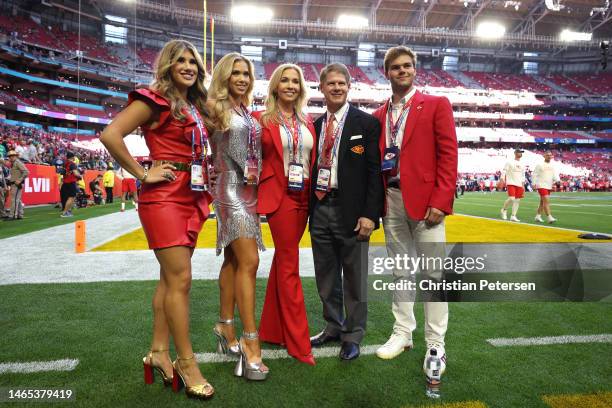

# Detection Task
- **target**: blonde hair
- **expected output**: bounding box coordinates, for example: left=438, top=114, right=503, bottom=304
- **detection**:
left=383, top=46, right=417, bottom=74
left=208, top=53, right=255, bottom=131
left=261, top=64, right=308, bottom=128
left=150, top=40, right=209, bottom=123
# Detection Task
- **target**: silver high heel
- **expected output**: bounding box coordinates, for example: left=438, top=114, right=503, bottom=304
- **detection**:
left=213, top=318, right=240, bottom=356
left=234, top=331, right=269, bottom=381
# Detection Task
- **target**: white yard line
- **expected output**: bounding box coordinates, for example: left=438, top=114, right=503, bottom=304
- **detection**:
left=0, top=359, right=79, bottom=374
left=195, top=345, right=382, bottom=363
left=455, top=213, right=612, bottom=235
left=486, top=334, right=612, bottom=347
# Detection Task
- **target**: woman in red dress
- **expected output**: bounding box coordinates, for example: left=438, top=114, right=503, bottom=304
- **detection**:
left=254, top=64, right=317, bottom=365
left=100, top=40, right=214, bottom=400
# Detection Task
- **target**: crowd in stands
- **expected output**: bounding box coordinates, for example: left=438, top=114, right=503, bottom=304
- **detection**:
left=2, top=10, right=612, bottom=97
left=0, top=123, right=110, bottom=170
left=456, top=146, right=612, bottom=192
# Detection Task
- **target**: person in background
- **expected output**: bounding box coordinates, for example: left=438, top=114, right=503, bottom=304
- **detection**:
left=103, top=162, right=115, bottom=204
left=5, top=150, right=29, bottom=221
left=60, top=151, right=80, bottom=218
left=0, top=156, right=9, bottom=218
left=89, top=174, right=104, bottom=205
left=118, top=164, right=139, bottom=212
left=499, top=148, right=525, bottom=223
left=533, top=151, right=559, bottom=223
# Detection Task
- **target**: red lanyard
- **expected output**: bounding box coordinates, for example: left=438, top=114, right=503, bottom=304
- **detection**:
left=387, top=96, right=413, bottom=146
left=280, top=114, right=301, bottom=162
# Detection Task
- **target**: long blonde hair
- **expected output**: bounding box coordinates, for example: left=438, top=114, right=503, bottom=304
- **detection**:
left=208, top=53, right=255, bottom=131
left=150, top=40, right=209, bottom=123
left=261, top=64, right=308, bottom=128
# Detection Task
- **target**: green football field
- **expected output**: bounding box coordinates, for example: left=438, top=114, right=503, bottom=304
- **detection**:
left=0, top=280, right=610, bottom=408
left=1, top=192, right=611, bottom=407
left=454, top=191, right=612, bottom=235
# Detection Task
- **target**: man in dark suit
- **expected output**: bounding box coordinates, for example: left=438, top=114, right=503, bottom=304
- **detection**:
left=309, top=63, right=383, bottom=360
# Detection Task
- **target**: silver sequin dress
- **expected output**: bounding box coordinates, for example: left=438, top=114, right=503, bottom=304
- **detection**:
left=211, top=111, right=265, bottom=256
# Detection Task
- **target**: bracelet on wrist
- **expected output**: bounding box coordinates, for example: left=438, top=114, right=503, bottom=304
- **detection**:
left=140, top=167, right=148, bottom=183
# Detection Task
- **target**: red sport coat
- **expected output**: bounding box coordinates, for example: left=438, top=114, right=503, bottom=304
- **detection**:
left=252, top=110, right=317, bottom=215
left=373, top=90, right=458, bottom=220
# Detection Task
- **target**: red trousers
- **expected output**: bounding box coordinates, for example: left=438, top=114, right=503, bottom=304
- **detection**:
left=259, top=181, right=313, bottom=364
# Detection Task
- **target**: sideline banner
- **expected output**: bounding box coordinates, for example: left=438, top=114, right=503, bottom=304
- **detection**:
left=19, top=164, right=121, bottom=205
left=22, top=164, right=59, bottom=205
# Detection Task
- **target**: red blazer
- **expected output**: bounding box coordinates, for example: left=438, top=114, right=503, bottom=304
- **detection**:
left=373, top=90, right=458, bottom=220
left=252, top=110, right=317, bottom=215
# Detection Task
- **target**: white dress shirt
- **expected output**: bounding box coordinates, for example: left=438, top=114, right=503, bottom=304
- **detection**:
left=279, top=121, right=313, bottom=178
left=324, top=102, right=349, bottom=189
left=386, top=87, right=417, bottom=181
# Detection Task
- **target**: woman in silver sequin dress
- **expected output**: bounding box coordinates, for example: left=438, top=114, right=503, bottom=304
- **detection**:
left=207, top=53, right=269, bottom=381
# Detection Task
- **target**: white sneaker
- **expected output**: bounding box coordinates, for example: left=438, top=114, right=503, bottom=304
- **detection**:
left=423, top=344, right=447, bottom=376
left=547, top=216, right=557, bottom=223
left=535, top=214, right=544, bottom=223
left=510, top=215, right=520, bottom=222
left=500, top=209, right=507, bottom=220
left=376, top=333, right=413, bottom=360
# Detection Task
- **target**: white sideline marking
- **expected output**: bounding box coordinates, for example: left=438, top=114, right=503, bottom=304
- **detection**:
left=486, top=334, right=612, bottom=347
left=0, top=359, right=79, bottom=374
left=195, top=345, right=382, bottom=363
left=456, top=213, right=612, bottom=235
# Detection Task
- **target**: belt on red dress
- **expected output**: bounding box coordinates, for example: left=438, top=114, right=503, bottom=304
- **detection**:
left=152, top=160, right=191, bottom=172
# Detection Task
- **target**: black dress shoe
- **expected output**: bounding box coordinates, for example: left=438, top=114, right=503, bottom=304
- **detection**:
left=310, top=331, right=340, bottom=347
left=339, top=342, right=360, bottom=361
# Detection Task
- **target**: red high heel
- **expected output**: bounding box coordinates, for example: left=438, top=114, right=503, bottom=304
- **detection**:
left=142, top=349, right=173, bottom=386
left=295, top=354, right=316, bottom=366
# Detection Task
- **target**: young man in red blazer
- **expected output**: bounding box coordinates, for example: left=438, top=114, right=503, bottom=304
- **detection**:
left=372, top=46, right=458, bottom=376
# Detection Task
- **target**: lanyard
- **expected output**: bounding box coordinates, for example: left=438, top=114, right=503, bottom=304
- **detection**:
left=386, top=96, right=413, bottom=147
left=189, top=104, right=208, bottom=161
left=279, top=112, right=303, bottom=163
left=317, top=107, right=349, bottom=165
left=236, top=104, right=258, bottom=160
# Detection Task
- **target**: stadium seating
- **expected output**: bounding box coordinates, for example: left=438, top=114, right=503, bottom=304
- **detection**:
left=0, top=122, right=110, bottom=169
left=346, top=65, right=373, bottom=85
left=432, top=70, right=465, bottom=88
left=414, top=70, right=445, bottom=88
left=545, top=75, right=591, bottom=95
left=137, top=48, right=159, bottom=69
left=570, top=72, right=612, bottom=95
left=296, top=63, right=319, bottom=82
left=263, top=62, right=280, bottom=79
left=593, top=132, right=612, bottom=140
left=527, top=131, right=593, bottom=140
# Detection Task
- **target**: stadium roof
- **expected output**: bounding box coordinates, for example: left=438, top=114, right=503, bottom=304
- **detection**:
left=95, top=0, right=612, bottom=39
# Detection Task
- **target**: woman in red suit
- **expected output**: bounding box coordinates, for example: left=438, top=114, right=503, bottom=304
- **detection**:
left=253, top=64, right=317, bottom=365
left=100, top=40, right=214, bottom=400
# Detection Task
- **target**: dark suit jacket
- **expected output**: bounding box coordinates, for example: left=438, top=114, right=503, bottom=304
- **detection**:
left=309, top=104, right=383, bottom=235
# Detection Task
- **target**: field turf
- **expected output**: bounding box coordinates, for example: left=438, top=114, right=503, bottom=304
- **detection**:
left=0, top=202, right=126, bottom=240
left=454, top=191, right=612, bottom=235
left=1, top=192, right=611, bottom=407
left=0, top=280, right=610, bottom=408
